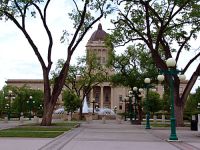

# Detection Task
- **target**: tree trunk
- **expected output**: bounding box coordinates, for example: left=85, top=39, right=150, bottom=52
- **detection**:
left=174, top=81, right=184, bottom=127
left=175, top=103, right=184, bottom=127
left=41, top=103, right=55, bottom=126
left=79, top=104, right=83, bottom=120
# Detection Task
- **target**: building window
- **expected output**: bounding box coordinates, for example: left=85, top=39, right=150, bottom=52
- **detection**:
left=95, top=93, right=99, bottom=102
left=105, top=94, right=109, bottom=102
left=119, top=105, right=122, bottom=110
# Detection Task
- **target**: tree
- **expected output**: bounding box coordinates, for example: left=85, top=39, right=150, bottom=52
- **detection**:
left=185, top=87, right=200, bottom=115
left=109, top=0, right=200, bottom=126
left=2, top=85, right=44, bottom=118
left=108, top=45, right=158, bottom=89
left=161, top=87, right=170, bottom=113
left=12, top=87, right=44, bottom=117
left=0, top=0, right=113, bottom=125
left=0, top=90, right=4, bottom=117
left=143, top=91, right=162, bottom=115
left=52, top=55, right=108, bottom=119
left=63, top=90, right=81, bottom=118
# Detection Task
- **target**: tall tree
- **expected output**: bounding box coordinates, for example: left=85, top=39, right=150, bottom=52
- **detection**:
left=109, top=0, right=200, bottom=126
left=108, top=45, right=158, bottom=89
left=0, top=0, right=112, bottom=125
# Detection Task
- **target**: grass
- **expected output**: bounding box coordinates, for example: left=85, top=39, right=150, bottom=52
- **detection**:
left=151, top=123, right=170, bottom=127
left=0, top=121, right=79, bottom=138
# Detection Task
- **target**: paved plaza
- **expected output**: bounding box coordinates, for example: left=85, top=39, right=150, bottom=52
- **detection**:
left=0, top=120, right=199, bottom=150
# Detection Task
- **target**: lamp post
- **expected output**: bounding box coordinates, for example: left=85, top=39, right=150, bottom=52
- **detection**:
left=133, top=87, right=138, bottom=123
left=128, top=90, right=134, bottom=124
left=5, top=90, right=15, bottom=120
left=114, top=106, right=117, bottom=114
left=91, top=99, right=96, bottom=115
left=5, top=104, right=9, bottom=120
left=27, top=96, right=35, bottom=120
left=132, top=87, right=144, bottom=124
left=144, top=78, right=151, bottom=129
left=157, top=57, right=186, bottom=141
left=123, top=96, right=129, bottom=121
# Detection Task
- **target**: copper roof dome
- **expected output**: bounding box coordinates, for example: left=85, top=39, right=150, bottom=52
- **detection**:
left=89, top=23, right=107, bottom=41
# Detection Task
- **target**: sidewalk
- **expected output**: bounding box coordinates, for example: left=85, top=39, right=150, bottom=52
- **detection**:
left=41, top=120, right=200, bottom=150
left=0, top=120, right=200, bottom=150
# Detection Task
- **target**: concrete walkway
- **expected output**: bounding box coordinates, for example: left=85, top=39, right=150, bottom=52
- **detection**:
left=0, top=120, right=200, bottom=150
left=40, top=120, right=200, bottom=150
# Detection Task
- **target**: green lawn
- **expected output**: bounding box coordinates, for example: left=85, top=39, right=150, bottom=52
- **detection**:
left=0, top=121, right=80, bottom=138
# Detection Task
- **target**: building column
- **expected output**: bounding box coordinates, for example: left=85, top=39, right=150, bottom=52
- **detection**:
left=90, top=88, right=94, bottom=108
left=100, top=86, right=104, bottom=108
left=110, top=87, right=114, bottom=109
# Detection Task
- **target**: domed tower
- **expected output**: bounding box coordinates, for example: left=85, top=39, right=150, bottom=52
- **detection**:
left=86, top=23, right=114, bottom=109
left=86, top=23, right=112, bottom=71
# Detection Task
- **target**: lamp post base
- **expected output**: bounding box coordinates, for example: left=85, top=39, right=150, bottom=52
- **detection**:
left=145, top=126, right=151, bottom=129
left=169, top=134, right=178, bottom=141
left=145, top=112, right=151, bottom=129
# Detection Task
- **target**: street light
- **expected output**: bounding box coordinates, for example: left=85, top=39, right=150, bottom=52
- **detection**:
left=114, top=106, right=117, bottom=114
left=132, top=87, right=144, bottom=124
left=5, top=90, right=15, bottom=120
left=27, top=96, right=35, bottom=120
left=144, top=78, right=151, bottom=129
left=133, top=87, right=138, bottom=123
left=158, top=57, right=186, bottom=141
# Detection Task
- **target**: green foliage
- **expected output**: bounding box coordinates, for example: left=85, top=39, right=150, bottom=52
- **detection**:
left=185, top=87, right=200, bottom=115
left=0, top=90, right=4, bottom=116
left=1, top=85, right=43, bottom=118
left=109, top=45, right=158, bottom=88
left=63, top=90, right=81, bottom=115
left=143, top=91, right=162, bottom=115
left=161, top=87, right=170, bottom=113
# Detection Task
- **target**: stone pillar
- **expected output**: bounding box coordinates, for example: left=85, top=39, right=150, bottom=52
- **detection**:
left=33, top=116, right=39, bottom=124
left=110, top=87, right=114, bottom=109
left=67, top=114, right=72, bottom=121
left=102, top=115, right=106, bottom=124
left=4, top=117, right=8, bottom=123
left=19, top=116, right=24, bottom=124
left=162, top=115, right=165, bottom=124
left=100, top=86, right=104, bottom=108
left=90, top=88, right=94, bottom=108
left=153, top=115, right=157, bottom=124
left=116, top=115, right=122, bottom=124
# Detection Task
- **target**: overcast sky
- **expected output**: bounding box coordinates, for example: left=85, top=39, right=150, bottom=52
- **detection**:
left=0, top=1, right=199, bottom=93
left=0, top=0, right=115, bottom=89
